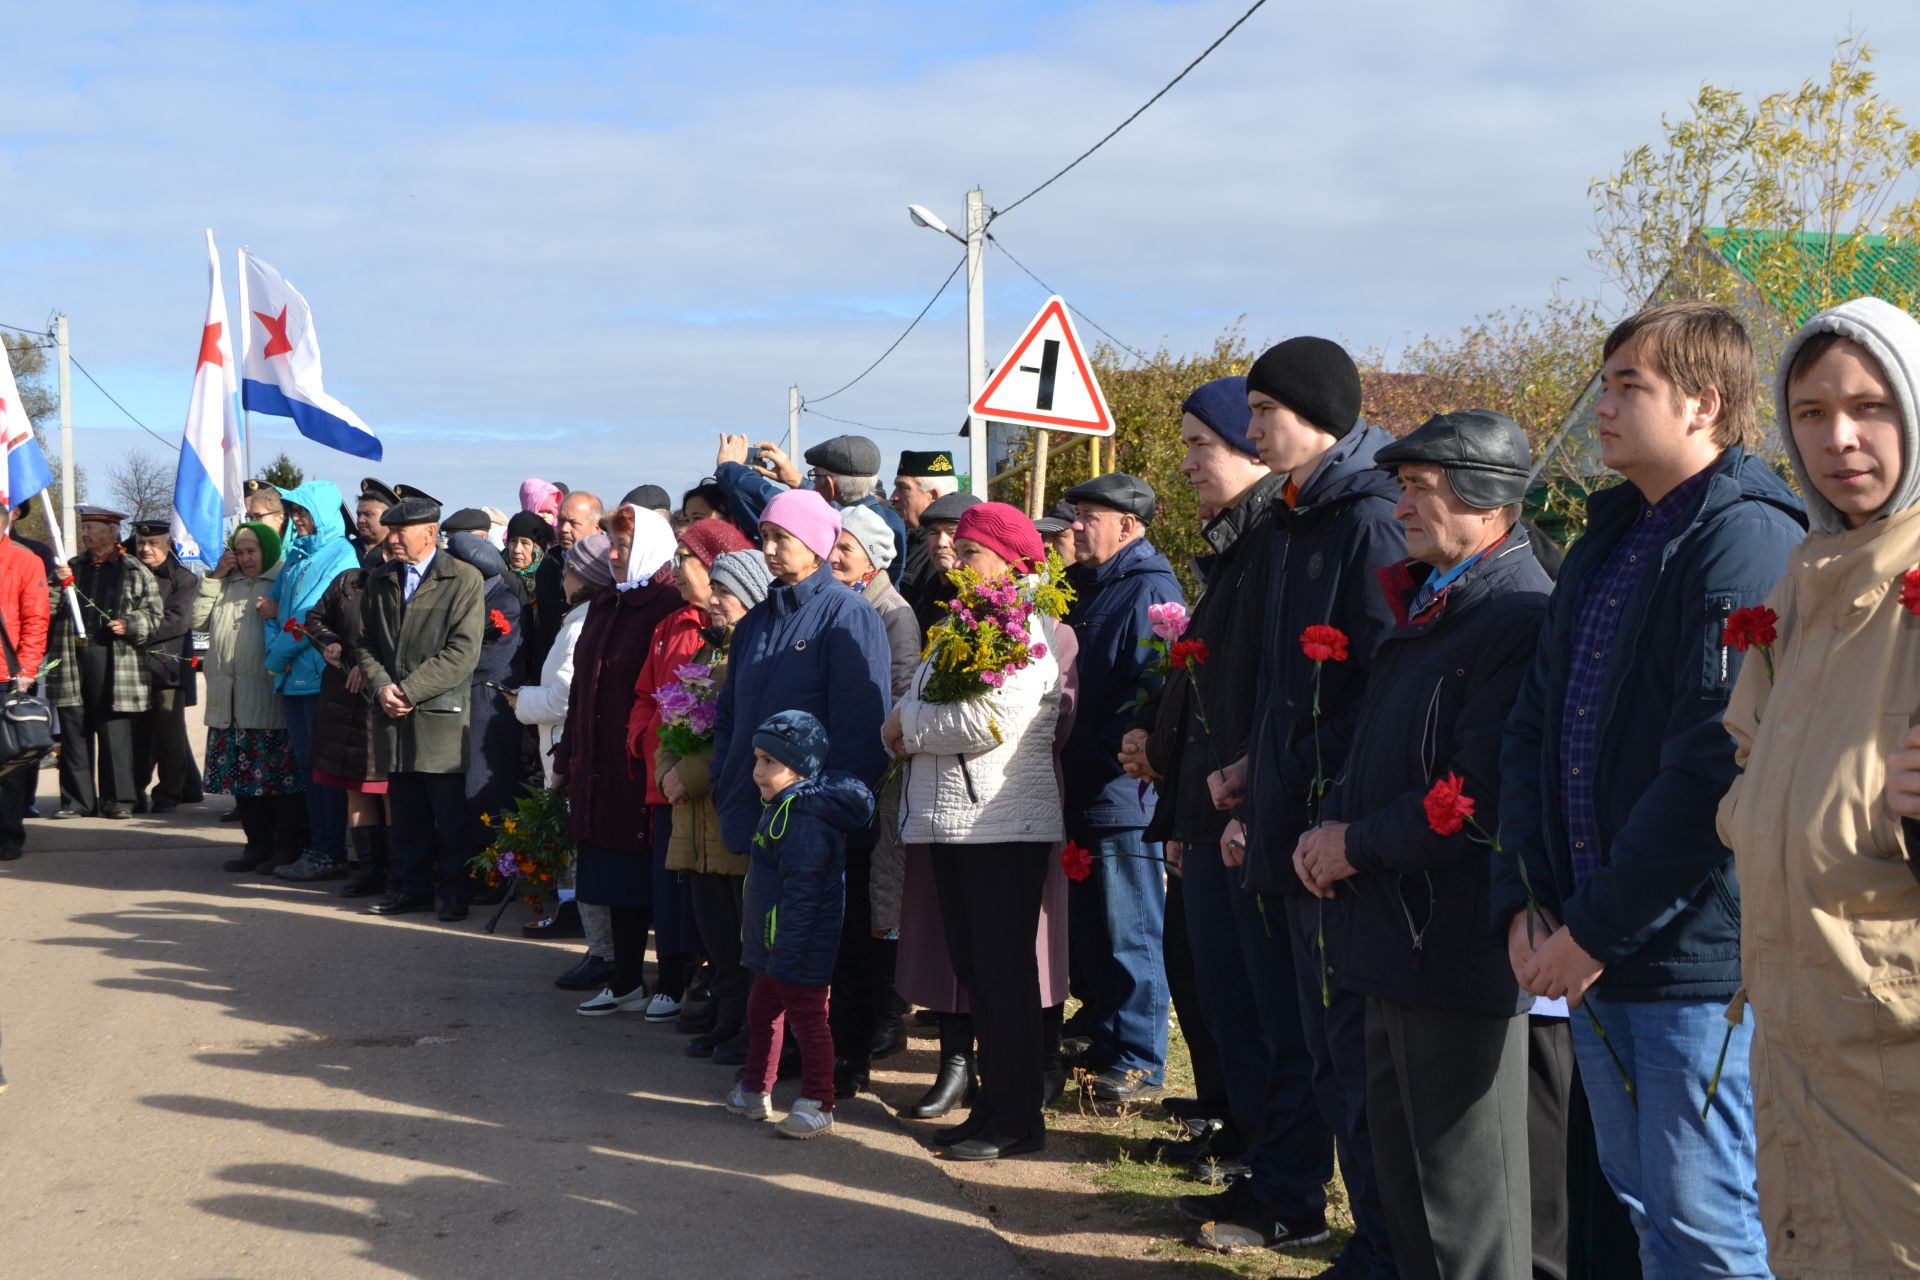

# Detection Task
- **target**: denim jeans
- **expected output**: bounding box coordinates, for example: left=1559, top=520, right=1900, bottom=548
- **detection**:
left=1570, top=995, right=1767, bottom=1279
left=1066, top=826, right=1168, bottom=1083
left=282, top=694, right=346, bottom=859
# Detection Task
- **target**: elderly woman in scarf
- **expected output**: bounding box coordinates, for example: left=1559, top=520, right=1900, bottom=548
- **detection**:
left=556, top=505, right=688, bottom=1016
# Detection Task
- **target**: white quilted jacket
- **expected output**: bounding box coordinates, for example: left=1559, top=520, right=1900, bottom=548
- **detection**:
left=894, top=616, right=1063, bottom=846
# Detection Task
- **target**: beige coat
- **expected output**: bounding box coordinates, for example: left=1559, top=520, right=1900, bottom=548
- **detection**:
left=1719, top=502, right=1920, bottom=1278
left=192, top=566, right=285, bottom=731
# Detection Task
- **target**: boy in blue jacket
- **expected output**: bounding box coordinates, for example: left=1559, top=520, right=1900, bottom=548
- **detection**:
left=725, top=710, right=875, bottom=1139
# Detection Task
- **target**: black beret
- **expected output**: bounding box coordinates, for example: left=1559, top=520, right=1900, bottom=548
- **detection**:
left=380, top=495, right=442, bottom=527
left=441, top=507, right=492, bottom=535
left=505, top=511, right=553, bottom=547
left=803, top=434, right=882, bottom=477
left=621, top=484, right=672, bottom=512
left=1374, top=410, right=1533, bottom=510
left=1063, top=473, right=1157, bottom=523
left=896, top=450, right=956, bottom=478
left=358, top=477, right=398, bottom=506
left=921, top=492, right=983, bottom=526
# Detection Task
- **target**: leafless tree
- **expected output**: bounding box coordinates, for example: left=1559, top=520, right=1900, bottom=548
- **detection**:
left=107, top=448, right=173, bottom=524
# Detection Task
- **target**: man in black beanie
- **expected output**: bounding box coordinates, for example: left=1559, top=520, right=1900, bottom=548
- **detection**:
left=1191, top=336, right=1405, bottom=1272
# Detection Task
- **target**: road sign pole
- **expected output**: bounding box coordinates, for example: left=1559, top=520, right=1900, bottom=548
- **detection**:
left=965, top=187, right=987, bottom=497
left=1030, top=428, right=1049, bottom=517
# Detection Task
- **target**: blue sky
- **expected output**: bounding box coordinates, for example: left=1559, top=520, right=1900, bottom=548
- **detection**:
left=3, top=0, right=1919, bottom=512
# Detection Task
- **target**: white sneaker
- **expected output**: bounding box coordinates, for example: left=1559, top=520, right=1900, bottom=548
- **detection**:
left=575, top=986, right=651, bottom=1017
left=643, top=993, right=682, bottom=1023
left=726, top=1084, right=773, bottom=1120
left=775, top=1097, right=834, bottom=1139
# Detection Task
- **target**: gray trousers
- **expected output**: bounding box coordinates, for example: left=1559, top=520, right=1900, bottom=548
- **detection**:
left=1366, top=996, right=1532, bottom=1280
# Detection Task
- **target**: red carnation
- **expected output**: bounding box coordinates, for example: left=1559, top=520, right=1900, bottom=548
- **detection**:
left=488, top=608, right=512, bottom=637
left=1721, top=606, right=1777, bottom=653
left=1060, top=841, right=1093, bottom=883
left=1169, top=638, right=1209, bottom=670
left=1422, top=773, right=1476, bottom=838
left=282, top=619, right=306, bottom=638
left=1901, top=568, right=1920, bottom=616
left=1300, top=625, right=1350, bottom=664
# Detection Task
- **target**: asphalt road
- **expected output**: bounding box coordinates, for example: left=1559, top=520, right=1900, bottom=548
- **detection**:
left=0, top=760, right=1031, bottom=1280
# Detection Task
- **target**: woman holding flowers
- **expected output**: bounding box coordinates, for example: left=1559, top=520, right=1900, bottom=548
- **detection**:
left=885, top=501, right=1067, bottom=1162
left=194, top=523, right=307, bottom=874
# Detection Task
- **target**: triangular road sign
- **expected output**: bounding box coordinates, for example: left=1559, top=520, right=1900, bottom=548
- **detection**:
left=970, top=295, right=1114, bottom=436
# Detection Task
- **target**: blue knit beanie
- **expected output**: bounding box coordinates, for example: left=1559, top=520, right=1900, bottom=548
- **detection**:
left=1181, top=376, right=1256, bottom=456
left=754, top=709, right=829, bottom=779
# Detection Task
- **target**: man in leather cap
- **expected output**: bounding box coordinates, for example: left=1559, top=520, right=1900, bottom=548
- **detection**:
left=128, top=520, right=203, bottom=813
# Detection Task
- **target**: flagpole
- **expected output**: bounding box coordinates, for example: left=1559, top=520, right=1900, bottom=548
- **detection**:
left=40, top=491, right=85, bottom=641
left=236, top=246, right=253, bottom=482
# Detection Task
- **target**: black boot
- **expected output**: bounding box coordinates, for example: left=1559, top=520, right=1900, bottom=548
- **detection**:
left=223, top=797, right=275, bottom=872
left=340, top=826, right=388, bottom=898
left=900, top=1015, right=976, bottom=1120
left=1042, top=1003, right=1067, bottom=1107
left=834, top=1056, right=870, bottom=1099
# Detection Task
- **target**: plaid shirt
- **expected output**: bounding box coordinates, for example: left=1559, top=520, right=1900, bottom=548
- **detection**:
left=1559, top=467, right=1713, bottom=886
left=47, top=548, right=163, bottom=712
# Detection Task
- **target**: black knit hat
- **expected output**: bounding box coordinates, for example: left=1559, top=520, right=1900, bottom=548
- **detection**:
left=1246, top=337, right=1363, bottom=439
left=505, top=511, right=553, bottom=547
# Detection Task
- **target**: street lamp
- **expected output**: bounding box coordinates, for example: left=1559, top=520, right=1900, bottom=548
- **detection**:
left=909, top=189, right=988, bottom=497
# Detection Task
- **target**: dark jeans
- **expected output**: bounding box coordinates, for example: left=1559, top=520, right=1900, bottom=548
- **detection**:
left=744, top=976, right=834, bottom=1106
left=831, top=838, right=895, bottom=1069
left=690, top=872, right=748, bottom=1027
left=1065, top=825, right=1168, bottom=1083
left=283, top=694, right=346, bottom=859
left=1283, top=895, right=1391, bottom=1273
left=56, top=705, right=136, bottom=813
left=1365, top=998, right=1531, bottom=1280
left=0, top=763, right=32, bottom=856
left=648, top=804, right=694, bottom=999
left=1530, top=1015, right=1575, bottom=1280
left=386, top=771, right=469, bottom=903
left=135, top=689, right=202, bottom=804
left=931, top=840, right=1048, bottom=1142
left=1163, top=873, right=1227, bottom=1108
left=1181, top=834, right=1331, bottom=1224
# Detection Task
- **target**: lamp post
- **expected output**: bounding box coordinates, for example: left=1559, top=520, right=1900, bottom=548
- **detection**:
left=908, top=188, right=987, bottom=497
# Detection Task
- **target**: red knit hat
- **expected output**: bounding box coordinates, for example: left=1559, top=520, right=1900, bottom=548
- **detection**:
left=954, top=501, right=1044, bottom=573
left=677, top=516, right=752, bottom=567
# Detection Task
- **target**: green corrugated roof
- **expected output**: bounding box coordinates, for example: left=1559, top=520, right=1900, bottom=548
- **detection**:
left=1704, top=226, right=1920, bottom=326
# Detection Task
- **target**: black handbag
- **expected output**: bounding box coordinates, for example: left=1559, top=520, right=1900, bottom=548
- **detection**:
left=0, top=613, right=55, bottom=779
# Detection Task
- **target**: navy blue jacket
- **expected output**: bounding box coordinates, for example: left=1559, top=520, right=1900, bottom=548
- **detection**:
left=1063, top=537, right=1183, bottom=829
left=713, top=461, right=908, bottom=586
left=1243, top=424, right=1407, bottom=895
left=1494, top=447, right=1805, bottom=1002
left=711, top=562, right=891, bottom=852
left=443, top=533, right=526, bottom=815
left=1331, top=531, right=1551, bottom=1015
left=740, top=773, right=875, bottom=986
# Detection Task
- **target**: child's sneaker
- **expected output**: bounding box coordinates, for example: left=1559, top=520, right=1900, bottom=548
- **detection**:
left=775, top=1097, right=834, bottom=1140
left=726, top=1084, right=772, bottom=1121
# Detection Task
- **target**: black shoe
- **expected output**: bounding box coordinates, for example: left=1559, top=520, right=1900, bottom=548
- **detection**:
left=913, top=1007, right=941, bottom=1027
left=51, top=807, right=83, bottom=820
left=101, top=807, right=133, bottom=821
left=150, top=801, right=177, bottom=814
left=0, top=846, right=22, bottom=861
left=1043, top=1059, right=1068, bottom=1108
left=931, top=1113, right=988, bottom=1148
left=437, top=898, right=470, bottom=922
left=944, top=1132, right=1045, bottom=1162
left=132, top=797, right=150, bottom=815
left=256, top=849, right=300, bottom=874
left=339, top=868, right=387, bottom=899
left=686, top=1021, right=743, bottom=1058
left=833, top=1057, right=870, bottom=1100
left=219, top=806, right=240, bottom=823
left=368, top=893, right=433, bottom=916
left=521, top=899, right=583, bottom=939
left=222, top=845, right=273, bottom=873
left=1161, top=1094, right=1232, bottom=1125
left=708, top=1027, right=751, bottom=1066
left=1193, top=1204, right=1329, bottom=1253
left=1087, top=1068, right=1160, bottom=1105
left=555, top=953, right=616, bottom=991
left=870, top=1019, right=909, bottom=1061
left=899, top=1053, right=977, bottom=1120
left=1176, top=1178, right=1253, bottom=1224
left=675, top=1000, right=718, bottom=1034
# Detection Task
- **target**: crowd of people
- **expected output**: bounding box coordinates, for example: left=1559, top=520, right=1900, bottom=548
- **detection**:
left=0, top=294, right=1916, bottom=1278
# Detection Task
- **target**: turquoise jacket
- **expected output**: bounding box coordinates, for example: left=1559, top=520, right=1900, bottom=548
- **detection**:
left=265, top=479, right=361, bottom=696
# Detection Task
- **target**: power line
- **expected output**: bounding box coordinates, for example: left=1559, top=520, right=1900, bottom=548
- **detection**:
left=805, top=252, right=967, bottom=405
left=986, top=235, right=1153, bottom=365
left=989, top=0, right=1269, bottom=224
left=68, top=357, right=179, bottom=452
left=800, top=404, right=961, bottom=439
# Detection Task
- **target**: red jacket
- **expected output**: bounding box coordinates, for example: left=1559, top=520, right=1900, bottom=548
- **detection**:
left=627, top=602, right=705, bottom=806
left=0, top=536, right=49, bottom=680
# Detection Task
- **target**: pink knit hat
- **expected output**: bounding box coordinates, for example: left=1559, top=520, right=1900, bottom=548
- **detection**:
left=519, top=478, right=562, bottom=524
left=955, top=501, right=1044, bottom=573
left=760, top=489, right=841, bottom=562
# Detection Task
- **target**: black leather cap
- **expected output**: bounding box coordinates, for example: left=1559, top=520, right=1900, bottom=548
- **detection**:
left=1374, top=410, right=1533, bottom=510
left=921, top=492, right=982, bottom=526
left=380, top=495, right=442, bottom=527
left=1064, top=473, right=1157, bottom=523
left=803, top=434, right=882, bottom=477
left=441, top=507, right=492, bottom=535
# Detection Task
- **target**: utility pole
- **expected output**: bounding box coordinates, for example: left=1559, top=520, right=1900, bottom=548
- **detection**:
left=964, top=186, right=987, bottom=497
left=788, top=384, right=801, bottom=462
left=54, top=313, right=74, bottom=551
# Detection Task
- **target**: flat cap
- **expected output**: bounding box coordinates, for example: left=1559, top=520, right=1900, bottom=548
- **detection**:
left=1064, top=473, right=1157, bottom=523
left=441, top=507, right=492, bottom=535
left=380, top=495, right=443, bottom=527
left=1033, top=500, right=1077, bottom=535
left=358, top=477, right=398, bottom=506
left=621, top=484, right=672, bottom=512
left=921, top=491, right=983, bottom=526
left=896, top=450, right=956, bottom=477
left=76, top=504, right=129, bottom=524
left=803, top=434, right=882, bottom=478
left=1374, top=410, right=1533, bottom=510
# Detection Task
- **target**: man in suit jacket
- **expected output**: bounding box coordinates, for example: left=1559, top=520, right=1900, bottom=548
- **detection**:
left=357, top=492, right=486, bottom=921
left=129, top=521, right=203, bottom=813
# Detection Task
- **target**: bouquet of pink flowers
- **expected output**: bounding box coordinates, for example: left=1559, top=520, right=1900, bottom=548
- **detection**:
left=656, top=661, right=720, bottom=757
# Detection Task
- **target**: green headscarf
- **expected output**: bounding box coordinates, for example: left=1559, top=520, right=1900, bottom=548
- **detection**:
left=232, top=520, right=283, bottom=572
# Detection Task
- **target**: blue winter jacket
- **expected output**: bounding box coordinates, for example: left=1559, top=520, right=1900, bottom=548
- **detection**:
left=740, top=773, right=875, bottom=986
left=711, top=562, right=891, bottom=852
left=265, top=479, right=362, bottom=696
left=1242, top=423, right=1407, bottom=896
left=1063, top=537, right=1183, bottom=829
left=713, top=461, right=908, bottom=586
left=1494, top=446, right=1804, bottom=1002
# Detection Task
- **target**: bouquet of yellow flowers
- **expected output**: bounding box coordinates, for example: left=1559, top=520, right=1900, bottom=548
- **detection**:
left=920, top=547, right=1075, bottom=710
left=468, top=784, right=572, bottom=913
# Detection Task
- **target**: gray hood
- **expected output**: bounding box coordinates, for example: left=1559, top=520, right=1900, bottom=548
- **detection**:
left=1775, top=295, right=1920, bottom=534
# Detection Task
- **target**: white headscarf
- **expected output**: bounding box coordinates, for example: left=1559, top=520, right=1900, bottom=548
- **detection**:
left=615, top=504, right=677, bottom=591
